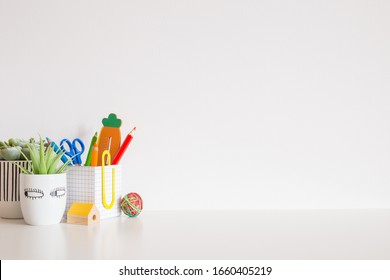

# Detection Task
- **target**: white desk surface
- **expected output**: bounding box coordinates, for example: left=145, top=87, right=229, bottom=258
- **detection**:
left=1, top=209, right=389, bottom=260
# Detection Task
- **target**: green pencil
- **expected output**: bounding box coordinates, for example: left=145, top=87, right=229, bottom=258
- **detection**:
left=84, top=132, right=98, bottom=166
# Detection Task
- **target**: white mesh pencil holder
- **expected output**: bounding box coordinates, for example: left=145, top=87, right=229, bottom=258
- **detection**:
left=64, top=155, right=122, bottom=221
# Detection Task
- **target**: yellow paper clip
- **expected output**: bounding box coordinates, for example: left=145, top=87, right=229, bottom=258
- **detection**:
left=101, top=150, right=116, bottom=209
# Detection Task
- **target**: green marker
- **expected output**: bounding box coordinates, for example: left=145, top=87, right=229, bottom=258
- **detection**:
left=84, top=132, right=98, bottom=166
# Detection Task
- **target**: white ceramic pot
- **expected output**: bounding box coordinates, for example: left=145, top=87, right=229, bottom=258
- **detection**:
left=20, top=173, right=67, bottom=225
left=0, top=160, right=30, bottom=219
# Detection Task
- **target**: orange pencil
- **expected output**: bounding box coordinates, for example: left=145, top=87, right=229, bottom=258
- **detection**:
left=90, top=143, right=99, bottom=166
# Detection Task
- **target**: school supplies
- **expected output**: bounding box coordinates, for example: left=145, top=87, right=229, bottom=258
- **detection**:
left=101, top=150, right=116, bottom=209
left=60, top=138, right=85, bottom=165
left=97, top=113, right=122, bottom=166
left=90, top=143, right=99, bottom=166
left=84, top=132, right=98, bottom=166
left=67, top=203, right=100, bottom=225
left=46, top=137, right=69, bottom=164
left=121, top=192, right=143, bottom=217
left=112, top=127, right=136, bottom=165
left=65, top=164, right=122, bottom=220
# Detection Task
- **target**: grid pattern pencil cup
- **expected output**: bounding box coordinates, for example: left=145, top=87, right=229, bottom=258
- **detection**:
left=64, top=165, right=122, bottom=221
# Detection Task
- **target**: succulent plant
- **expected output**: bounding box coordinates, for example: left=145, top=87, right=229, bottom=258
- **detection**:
left=15, top=137, right=71, bottom=175
left=0, top=138, right=39, bottom=160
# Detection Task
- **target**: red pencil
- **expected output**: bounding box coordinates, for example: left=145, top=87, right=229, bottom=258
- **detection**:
left=112, top=127, right=136, bottom=165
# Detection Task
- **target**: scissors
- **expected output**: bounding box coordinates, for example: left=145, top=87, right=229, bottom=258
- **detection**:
left=60, top=138, right=85, bottom=165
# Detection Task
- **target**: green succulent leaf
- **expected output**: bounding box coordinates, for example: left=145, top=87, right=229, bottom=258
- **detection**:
left=15, top=136, right=70, bottom=175
left=28, top=144, right=39, bottom=174
left=13, top=163, right=32, bottom=175
left=47, top=148, right=65, bottom=174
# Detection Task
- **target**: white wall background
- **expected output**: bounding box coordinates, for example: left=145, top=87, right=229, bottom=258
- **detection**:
left=1, top=0, right=389, bottom=210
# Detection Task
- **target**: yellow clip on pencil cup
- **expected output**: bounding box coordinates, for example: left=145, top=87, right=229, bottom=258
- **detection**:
left=101, top=150, right=116, bottom=210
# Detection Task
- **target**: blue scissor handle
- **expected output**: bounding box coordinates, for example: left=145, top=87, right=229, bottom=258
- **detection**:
left=71, top=138, right=85, bottom=165
left=60, top=138, right=85, bottom=165
left=60, top=139, right=74, bottom=157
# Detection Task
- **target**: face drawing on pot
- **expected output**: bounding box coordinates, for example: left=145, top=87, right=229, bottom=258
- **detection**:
left=24, top=187, right=66, bottom=200
left=20, top=174, right=67, bottom=225
left=24, top=188, right=44, bottom=199
left=50, top=187, right=66, bottom=198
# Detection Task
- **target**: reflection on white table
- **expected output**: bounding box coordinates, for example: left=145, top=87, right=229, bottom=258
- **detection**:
left=1, top=209, right=389, bottom=259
